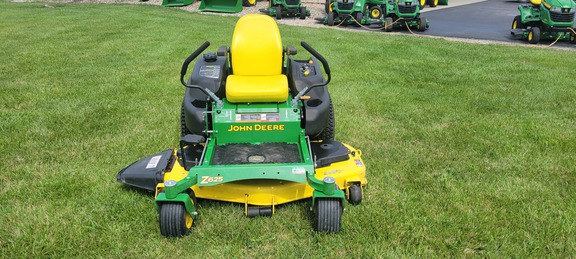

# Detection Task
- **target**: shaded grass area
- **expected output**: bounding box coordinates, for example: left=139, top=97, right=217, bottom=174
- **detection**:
left=1, top=1, right=576, bottom=257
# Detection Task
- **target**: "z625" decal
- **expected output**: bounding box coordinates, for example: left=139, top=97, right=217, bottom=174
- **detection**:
left=200, top=176, right=224, bottom=184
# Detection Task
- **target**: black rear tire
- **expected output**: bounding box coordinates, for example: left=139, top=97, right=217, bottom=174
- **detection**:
left=242, top=0, right=256, bottom=6
left=159, top=203, right=193, bottom=237
left=348, top=185, right=362, bottom=205
left=512, top=15, right=526, bottom=29
left=181, top=102, right=191, bottom=137
left=368, top=6, right=382, bottom=19
left=300, top=6, right=307, bottom=19
left=316, top=99, right=335, bottom=141
left=315, top=198, right=342, bottom=233
left=325, top=0, right=334, bottom=13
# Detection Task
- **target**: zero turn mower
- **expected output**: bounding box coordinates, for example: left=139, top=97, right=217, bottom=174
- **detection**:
left=116, top=14, right=367, bottom=237
left=510, top=0, right=576, bottom=44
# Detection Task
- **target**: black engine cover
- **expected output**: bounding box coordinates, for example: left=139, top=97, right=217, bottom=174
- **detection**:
left=288, top=57, right=331, bottom=138
left=183, top=52, right=228, bottom=136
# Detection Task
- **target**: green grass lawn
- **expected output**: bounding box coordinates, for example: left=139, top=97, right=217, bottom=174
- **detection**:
left=1, top=1, right=576, bottom=257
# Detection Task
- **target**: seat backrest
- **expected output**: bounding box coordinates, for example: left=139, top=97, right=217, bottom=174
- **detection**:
left=230, top=14, right=283, bottom=76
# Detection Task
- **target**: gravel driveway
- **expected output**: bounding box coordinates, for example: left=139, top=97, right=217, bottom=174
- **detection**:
left=13, top=0, right=576, bottom=48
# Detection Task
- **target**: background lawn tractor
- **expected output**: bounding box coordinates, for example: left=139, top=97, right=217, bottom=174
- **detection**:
left=381, top=0, right=428, bottom=32
left=116, top=14, right=367, bottom=237
left=322, top=0, right=386, bottom=26
left=260, top=0, right=310, bottom=19
left=510, top=0, right=576, bottom=44
left=197, top=0, right=257, bottom=13
left=418, top=0, right=448, bottom=9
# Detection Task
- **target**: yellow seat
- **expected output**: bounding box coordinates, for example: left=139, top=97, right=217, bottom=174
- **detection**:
left=531, top=0, right=541, bottom=5
left=226, top=14, right=288, bottom=103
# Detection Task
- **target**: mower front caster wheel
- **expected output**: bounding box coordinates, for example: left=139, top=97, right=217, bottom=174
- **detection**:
left=315, top=198, right=342, bottom=233
left=159, top=202, right=193, bottom=237
left=348, top=185, right=362, bottom=205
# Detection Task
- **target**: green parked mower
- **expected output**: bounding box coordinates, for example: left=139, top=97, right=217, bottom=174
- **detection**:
left=197, top=0, right=256, bottom=13
left=418, top=0, right=448, bottom=9
left=162, top=0, right=255, bottom=9
left=320, top=0, right=428, bottom=31
left=116, top=14, right=367, bottom=237
left=322, top=0, right=386, bottom=26
left=260, top=0, right=310, bottom=19
left=162, top=0, right=194, bottom=7
left=382, top=0, right=428, bottom=32
left=510, top=0, right=576, bottom=44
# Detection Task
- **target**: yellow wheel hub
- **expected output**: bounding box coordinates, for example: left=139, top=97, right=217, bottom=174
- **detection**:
left=329, top=2, right=334, bottom=12
left=371, top=9, right=380, bottom=17
left=420, top=0, right=425, bottom=5
left=528, top=32, right=533, bottom=41
left=512, top=20, right=517, bottom=29
left=249, top=0, right=255, bottom=4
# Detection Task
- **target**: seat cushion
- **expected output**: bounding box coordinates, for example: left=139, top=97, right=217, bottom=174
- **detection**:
left=230, top=14, right=283, bottom=76
left=226, top=74, right=288, bottom=103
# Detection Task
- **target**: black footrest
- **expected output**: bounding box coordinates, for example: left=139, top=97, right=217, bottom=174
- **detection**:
left=311, top=140, right=350, bottom=168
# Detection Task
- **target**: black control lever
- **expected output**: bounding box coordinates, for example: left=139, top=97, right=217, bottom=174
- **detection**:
left=179, top=41, right=223, bottom=108
left=300, top=41, right=331, bottom=77
left=180, top=41, right=210, bottom=78
left=291, top=42, right=332, bottom=106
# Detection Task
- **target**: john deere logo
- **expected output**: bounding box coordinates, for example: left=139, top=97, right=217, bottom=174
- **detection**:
left=227, top=124, right=285, bottom=132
